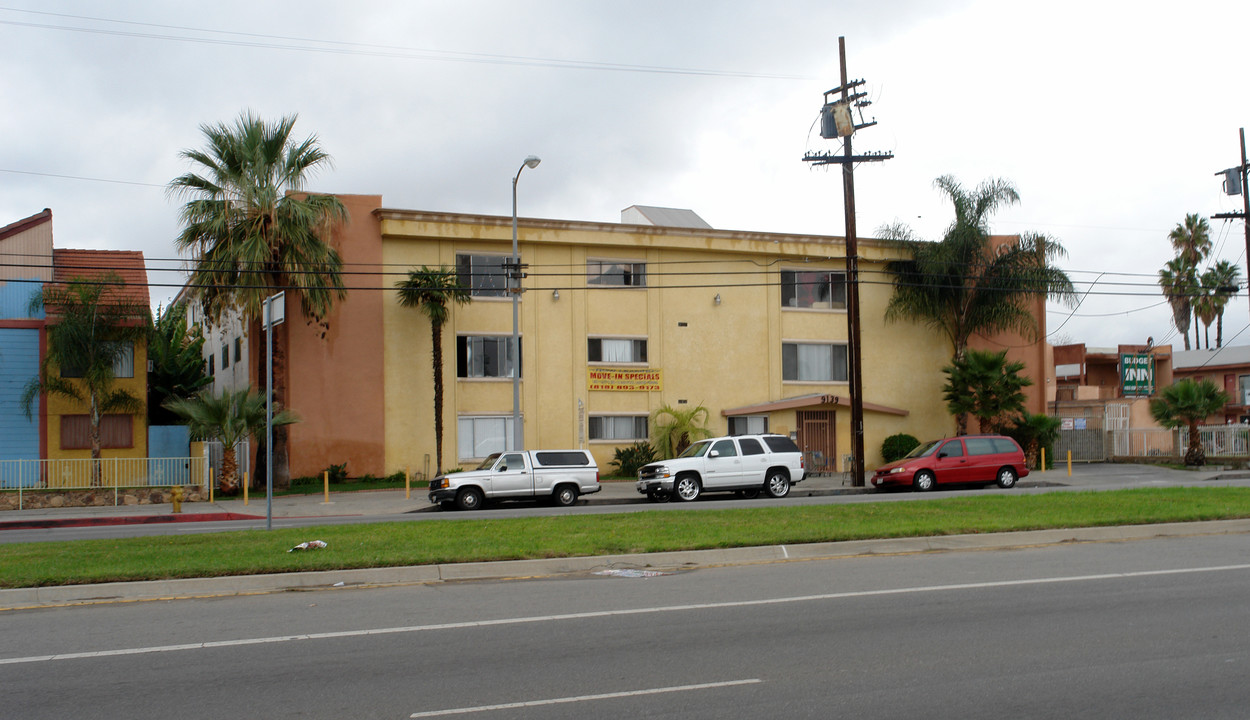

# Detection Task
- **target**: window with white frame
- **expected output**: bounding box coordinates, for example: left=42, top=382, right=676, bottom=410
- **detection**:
left=456, top=254, right=510, bottom=298
left=60, top=341, right=134, bottom=379
left=782, top=342, right=848, bottom=382
left=587, top=259, right=646, bottom=287
left=456, top=336, right=519, bottom=379
left=728, top=416, right=768, bottom=436
left=588, top=337, right=647, bottom=363
left=781, top=270, right=847, bottom=310
left=457, top=416, right=516, bottom=460
left=588, top=415, right=648, bottom=441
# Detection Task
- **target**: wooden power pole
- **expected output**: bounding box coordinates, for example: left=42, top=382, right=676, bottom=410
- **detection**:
left=803, top=37, right=892, bottom=486
left=1213, top=128, right=1250, bottom=316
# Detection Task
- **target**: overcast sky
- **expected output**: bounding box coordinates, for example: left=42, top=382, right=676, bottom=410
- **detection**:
left=3, top=1, right=1249, bottom=352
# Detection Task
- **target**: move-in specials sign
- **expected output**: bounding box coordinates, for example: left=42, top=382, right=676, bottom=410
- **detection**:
left=1120, top=353, right=1154, bottom=397
left=588, top=368, right=663, bottom=391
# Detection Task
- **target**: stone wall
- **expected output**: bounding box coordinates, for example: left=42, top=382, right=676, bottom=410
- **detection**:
left=0, top=486, right=208, bottom=511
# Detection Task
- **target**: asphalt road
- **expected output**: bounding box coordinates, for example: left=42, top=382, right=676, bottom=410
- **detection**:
left=4, top=530, right=1250, bottom=719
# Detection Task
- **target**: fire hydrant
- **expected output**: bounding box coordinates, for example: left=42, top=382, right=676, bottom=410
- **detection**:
left=171, top=486, right=184, bottom=514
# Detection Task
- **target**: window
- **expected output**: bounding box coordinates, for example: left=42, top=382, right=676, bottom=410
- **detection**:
left=762, top=435, right=800, bottom=453
left=587, top=259, right=646, bottom=287
left=1239, top=375, right=1250, bottom=405
left=208, top=353, right=215, bottom=377
left=737, top=437, right=765, bottom=456
left=782, top=343, right=848, bottom=382
left=588, top=415, right=648, bottom=441
left=939, top=440, right=964, bottom=457
left=59, top=341, right=134, bottom=379
left=233, top=337, right=242, bottom=363
left=588, top=338, right=647, bottom=363
left=60, top=414, right=133, bottom=450
left=729, top=416, right=768, bottom=436
left=457, top=336, right=519, bottom=378
left=457, top=416, right=516, bottom=460
left=456, top=254, right=510, bottom=297
left=534, top=451, right=593, bottom=467
left=782, top=270, right=846, bottom=309
left=221, top=344, right=229, bottom=369
left=710, top=439, right=738, bottom=457
left=964, top=438, right=997, bottom=456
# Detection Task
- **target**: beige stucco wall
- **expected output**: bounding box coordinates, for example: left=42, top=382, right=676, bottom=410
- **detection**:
left=379, top=212, right=964, bottom=474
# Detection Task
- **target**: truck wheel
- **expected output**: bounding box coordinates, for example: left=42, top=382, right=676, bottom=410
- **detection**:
left=764, top=470, right=791, bottom=498
left=438, top=500, right=455, bottom=511
left=553, top=485, right=578, bottom=507
left=673, top=475, right=701, bottom=502
left=455, top=487, right=484, bottom=511
left=647, top=490, right=670, bottom=503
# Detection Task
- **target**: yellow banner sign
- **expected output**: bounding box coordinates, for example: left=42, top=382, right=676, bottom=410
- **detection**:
left=588, top=368, right=662, bottom=392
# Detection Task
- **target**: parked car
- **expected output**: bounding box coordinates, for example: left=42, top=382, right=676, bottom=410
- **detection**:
left=428, top=449, right=600, bottom=510
left=871, top=435, right=1028, bottom=491
left=636, top=434, right=806, bottom=502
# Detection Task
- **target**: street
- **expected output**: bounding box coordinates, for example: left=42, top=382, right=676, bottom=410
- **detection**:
left=4, top=530, right=1250, bottom=718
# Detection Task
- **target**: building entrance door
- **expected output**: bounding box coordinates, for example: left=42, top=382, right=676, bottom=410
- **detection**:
left=796, top=410, right=835, bottom=475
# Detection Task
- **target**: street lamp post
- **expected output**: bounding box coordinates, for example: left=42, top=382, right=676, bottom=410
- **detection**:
left=511, top=155, right=541, bottom=451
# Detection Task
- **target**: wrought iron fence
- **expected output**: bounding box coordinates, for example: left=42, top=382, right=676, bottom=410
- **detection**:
left=0, top=456, right=209, bottom=507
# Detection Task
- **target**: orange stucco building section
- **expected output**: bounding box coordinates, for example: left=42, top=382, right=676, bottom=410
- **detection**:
left=264, top=194, right=387, bottom=479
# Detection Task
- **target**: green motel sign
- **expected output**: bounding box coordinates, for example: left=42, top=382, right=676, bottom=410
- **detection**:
left=1120, top=353, right=1154, bottom=397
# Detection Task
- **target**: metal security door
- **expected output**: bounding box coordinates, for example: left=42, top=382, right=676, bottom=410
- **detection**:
left=796, top=411, right=835, bottom=476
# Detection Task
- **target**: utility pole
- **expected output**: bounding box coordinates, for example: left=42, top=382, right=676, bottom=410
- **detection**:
left=1213, top=128, right=1250, bottom=316
left=802, top=36, right=892, bottom=487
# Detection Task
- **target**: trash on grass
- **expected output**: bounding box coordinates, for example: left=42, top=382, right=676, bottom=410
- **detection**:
left=288, top=540, right=328, bottom=552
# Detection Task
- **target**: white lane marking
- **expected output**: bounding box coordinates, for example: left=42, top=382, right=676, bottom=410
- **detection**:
left=408, top=679, right=762, bottom=717
left=5, top=562, right=1250, bottom=666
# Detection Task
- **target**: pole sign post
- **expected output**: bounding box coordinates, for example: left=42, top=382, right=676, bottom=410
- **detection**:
left=263, top=292, right=284, bottom=530
left=1120, top=353, right=1154, bottom=397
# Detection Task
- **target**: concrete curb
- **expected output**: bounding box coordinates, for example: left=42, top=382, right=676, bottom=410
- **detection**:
left=5, top=518, right=1249, bottom=611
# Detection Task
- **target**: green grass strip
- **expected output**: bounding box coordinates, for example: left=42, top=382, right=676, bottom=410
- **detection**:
left=3, top=487, right=1250, bottom=589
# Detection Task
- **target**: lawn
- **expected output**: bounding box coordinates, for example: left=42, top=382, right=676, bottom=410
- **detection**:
left=2, top=487, right=1249, bottom=589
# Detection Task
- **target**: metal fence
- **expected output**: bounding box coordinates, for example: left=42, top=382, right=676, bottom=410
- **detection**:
left=205, top=440, right=250, bottom=482
left=0, top=456, right=208, bottom=491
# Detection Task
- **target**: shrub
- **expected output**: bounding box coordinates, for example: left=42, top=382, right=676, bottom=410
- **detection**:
left=324, top=463, right=348, bottom=484
left=881, top=433, right=921, bottom=463
left=611, top=442, right=656, bottom=477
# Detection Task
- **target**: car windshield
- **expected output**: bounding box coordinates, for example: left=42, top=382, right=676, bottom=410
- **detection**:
left=903, top=440, right=943, bottom=459
left=475, top=453, right=501, bottom=470
left=678, top=441, right=712, bottom=459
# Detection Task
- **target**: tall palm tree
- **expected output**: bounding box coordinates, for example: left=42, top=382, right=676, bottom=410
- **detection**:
left=651, top=404, right=714, bottom=458
left=1167, top=213, right=1212, bottom=347
left=1149, top=379, right=1228, bottom=466
left=21, top=273, right=150, bottom=485
left=164, top=387, right=298, bottom=494
left=882, top=176, right=1076, bottom=360
left=1202, top=260, right=1240, bottom=348
left=1193, top=282, right=1217, bottom=349
left=1158, top=258, right=1195, bottom=351
left=168, top=112, right=348, bottom=489
left=396, top=267, right=471, bottom=475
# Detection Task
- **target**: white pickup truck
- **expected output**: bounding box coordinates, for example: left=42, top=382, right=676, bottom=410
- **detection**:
left=636, top=434, right=806, bottom=502
left=428, top=449, right=600, bottom=510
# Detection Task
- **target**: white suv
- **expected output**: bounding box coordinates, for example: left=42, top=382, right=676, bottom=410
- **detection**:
left=635, top=434, right=806, bottom=502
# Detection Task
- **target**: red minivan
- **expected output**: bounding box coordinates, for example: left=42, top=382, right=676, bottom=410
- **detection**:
left=870, top=435, right=1029, bottom=491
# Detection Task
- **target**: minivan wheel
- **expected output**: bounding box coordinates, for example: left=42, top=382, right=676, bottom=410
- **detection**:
left=673, top=475, right=701, bottom=502
left=996, top=466, right=1018, bottom=489
left=455, top=487, right=484, bottom=511
left=553, top=485, right=578, bottom=506
left=913, top=470, right=936, bottom=492
left=764, top=470, right=791, bottom=498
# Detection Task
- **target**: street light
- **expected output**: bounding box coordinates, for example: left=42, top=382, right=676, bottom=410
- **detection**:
left=511, top=155, right=541, bottom=451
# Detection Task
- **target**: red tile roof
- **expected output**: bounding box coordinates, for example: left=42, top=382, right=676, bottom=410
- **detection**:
left=51, top=249, right=151, bottom=310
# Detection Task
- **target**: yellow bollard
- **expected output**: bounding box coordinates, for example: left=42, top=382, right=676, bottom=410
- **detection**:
left=1040, top=447, right=1046, bottom=472
left=323, top=470, right=330, bottom=504
left=244, top=471, right=249, bottom=506
left=171, top=485, right=184, bottom=513
left=405, top=466, right=411, bottom=500
left=209, top=467, right=215, bottom=503
left=1067, top=450, right=1072, bottom=477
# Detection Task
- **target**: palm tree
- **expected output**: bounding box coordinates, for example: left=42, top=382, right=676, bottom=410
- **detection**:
left=1149, top=379, right=1228, bottom=466
left=21, top=273, right=149, bottom=485
left=1007, top=413, right=1062, bottom=470
left=882, top=176, right=1076, bottom=359
left=147, top=303, right=211, bottom=426
left=1193, top=282, right=1217, bottom=349
left=941, top=349, right=1033, bottom=435
left=1167, top=214, right=1212, bottom=347
left=163, top=387, right=298, bottom=494
left=1157, top=258, right=1196, bottom=351
left=395, top=266, right=471, bottom=475
left=1202, top=260, right=1240, bottom=348
left=651, top=404, right=714, bottom=458
left=168, top=112, right=348, bottom=489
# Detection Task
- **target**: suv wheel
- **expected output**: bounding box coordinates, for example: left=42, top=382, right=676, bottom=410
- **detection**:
left=764, top=470, right=791, bottom=498
left=673, top=475, right=701, bottom=502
